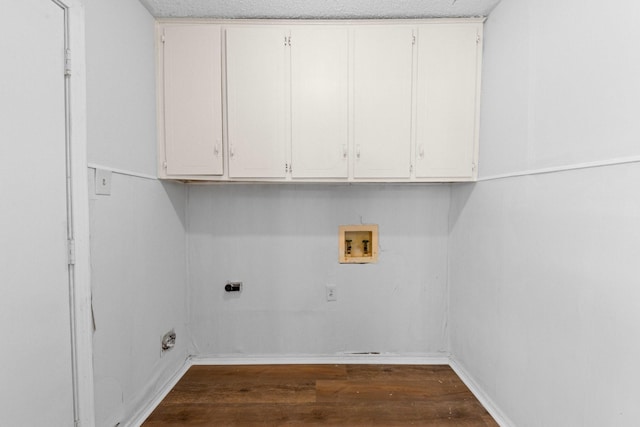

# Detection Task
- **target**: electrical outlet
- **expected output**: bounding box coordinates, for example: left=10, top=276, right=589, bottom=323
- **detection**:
left=326, top=285, right=337, bottom=302
left=95, top=168, right=112, bottom=195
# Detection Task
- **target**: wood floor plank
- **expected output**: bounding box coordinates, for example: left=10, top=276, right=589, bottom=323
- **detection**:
left=162, top=380, right=317, bottom=404
left=315, top=379, right=472, bottom=402
left=344, top=364, right=454, bottom=381
left=144, top=402, right=496, bottom=426
left=183, top=364, right=348, bottom=383
left=143, top=365, right=498, bottom=426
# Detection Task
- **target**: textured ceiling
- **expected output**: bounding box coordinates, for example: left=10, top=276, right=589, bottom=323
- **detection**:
left=139, top=0, right=502, bottom=19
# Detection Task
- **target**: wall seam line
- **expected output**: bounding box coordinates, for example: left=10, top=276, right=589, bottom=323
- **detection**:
left=87, top=162, right=158, bottom=181
left=478, top=155, right=640, bottom=182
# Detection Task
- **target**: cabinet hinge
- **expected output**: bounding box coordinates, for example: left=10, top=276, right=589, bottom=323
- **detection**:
left=472, top=162, right=476, bottom=171
left=161, top=33, right=166, bottom=43
left=284, top=36, right=291, bottom=47
left=64, top=49, right=72, bottom=76
left=285, top=163, right=288, bottom=173
left=163, top=160, right=167, bottom=170
left=412, top=35, right=416, bottom=45
left=476, top=33, right=481, bottom=44
left=410, top=164, right=413, bottom=174
left=289, top=163, right=292, bottom=173
left=68, top=239, right=76, bottom=265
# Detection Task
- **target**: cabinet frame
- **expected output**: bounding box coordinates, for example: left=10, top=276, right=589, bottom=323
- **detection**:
left=155, top=18, right=484, bottom=183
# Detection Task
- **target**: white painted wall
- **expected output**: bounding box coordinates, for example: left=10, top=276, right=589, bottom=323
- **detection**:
left=85, top=0, right=188, bottom=425
left=450, top=0, right=640, bottom=425
left=187, top=184, right=450, bottom=357
left=86, top=0, right=158, bottom=176
left=89, top=173, right=187, bottom=426
left=479, top=0, right=640, bottom=178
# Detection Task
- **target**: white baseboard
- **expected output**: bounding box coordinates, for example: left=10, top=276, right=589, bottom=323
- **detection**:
left=126, top=358, right=193, bottom=427
left=191, top=352, right=450, bottom=366
left=449, top=357, right=514, bottom=427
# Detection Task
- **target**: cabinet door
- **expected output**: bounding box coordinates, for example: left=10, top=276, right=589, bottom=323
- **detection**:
left=163, top=25, right=223, bottom=176
left=227, top=27, right=288, bottom=179
left=290, top=28, right=349, bottom=178
left=353, top=26, right=414, bottom=179
left=415, top=24, right=480, bottom=179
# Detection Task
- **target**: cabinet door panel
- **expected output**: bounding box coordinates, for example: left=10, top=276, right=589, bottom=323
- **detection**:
left=227, top=27, right=288, bottom=178
left=354, top=27, right=413, bottom=179
left=164, top=25, right=223, bottom=175
left=415, top=24, right=480, bottom=178
left=291, top=28, right=349, bottom=178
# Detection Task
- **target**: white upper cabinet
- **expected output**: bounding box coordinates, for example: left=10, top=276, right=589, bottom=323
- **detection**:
left=226, top=26, right=288, bottom=178
left=415, top=23, right=482, bottom=179
left=353, top=26, right=414, bottom=179
left=156, top=19, right=483, bottom=182
left=290, top=27, right=349, bottom=179
left=161, top=25, right=223, bottom=176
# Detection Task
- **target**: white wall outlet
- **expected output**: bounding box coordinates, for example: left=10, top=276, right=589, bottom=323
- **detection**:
left=326, top=284, right=337, bottom=302
left=95, top=168, right=112, bottom=195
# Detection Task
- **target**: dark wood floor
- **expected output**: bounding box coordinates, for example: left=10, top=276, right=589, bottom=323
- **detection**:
left=143, top=364, right=498, bottom=426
